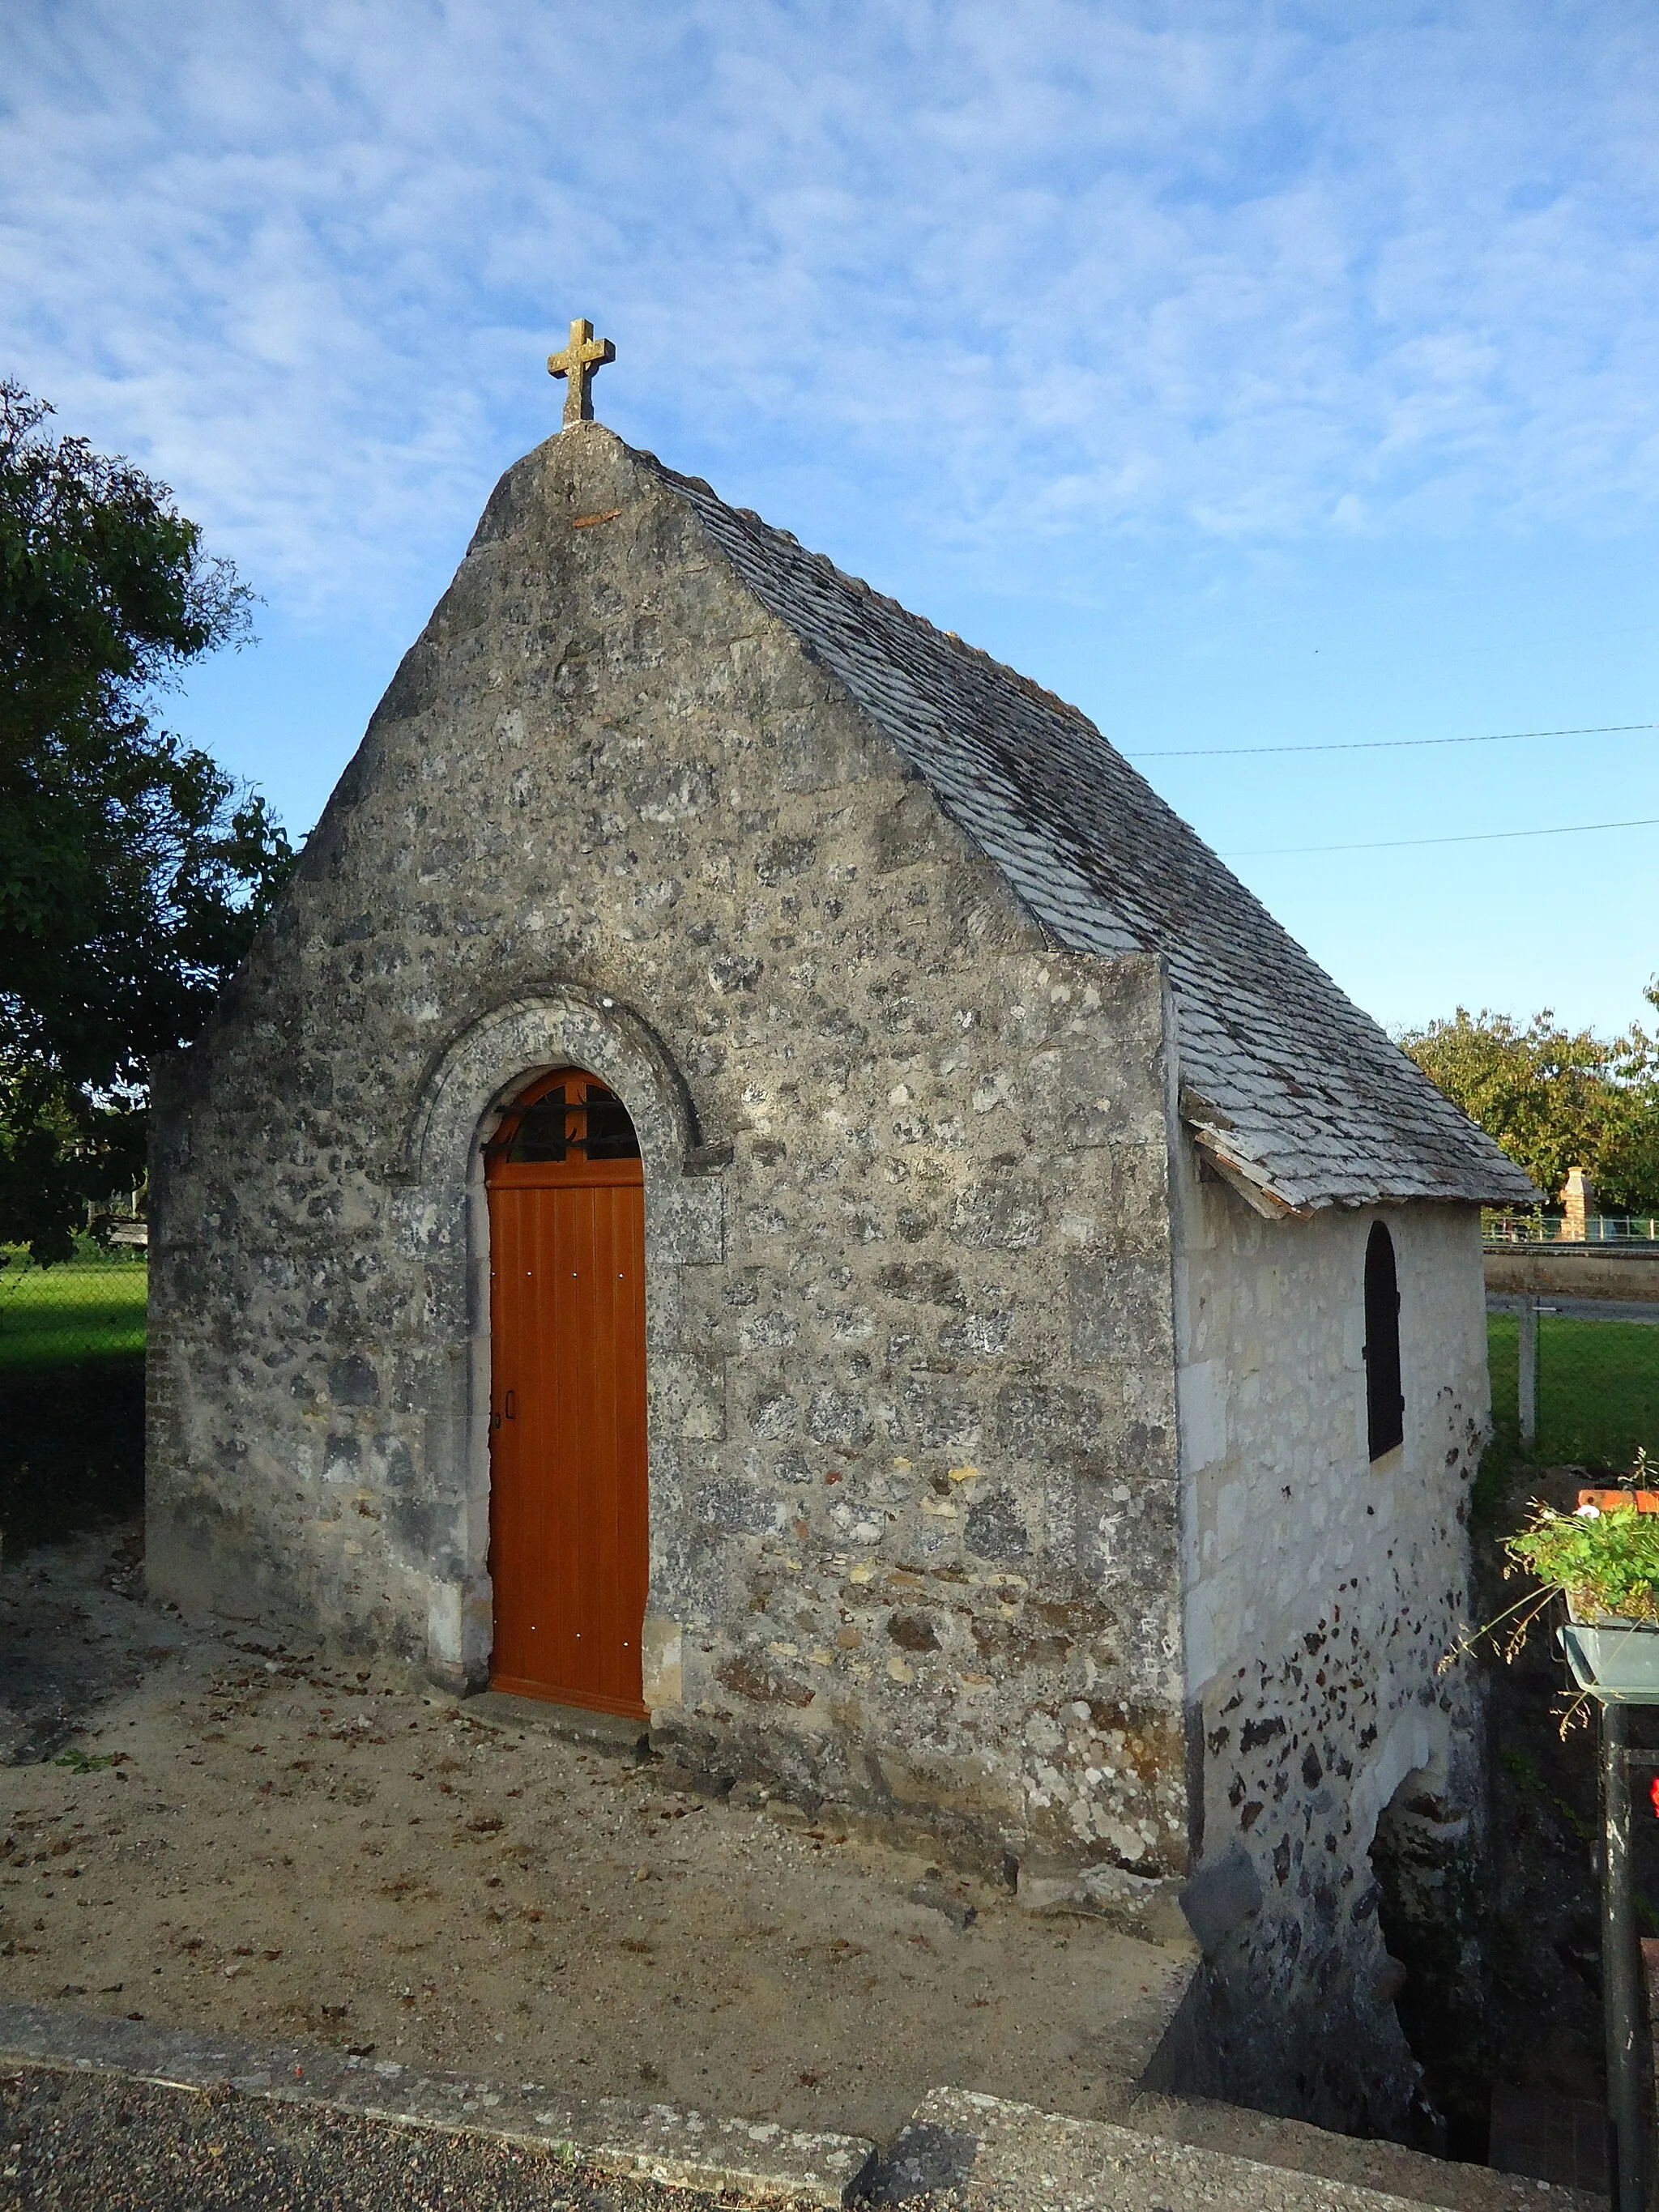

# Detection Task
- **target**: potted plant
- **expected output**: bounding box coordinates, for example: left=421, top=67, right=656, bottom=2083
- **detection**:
left=1498, top=1459, right=1659, bottom=1703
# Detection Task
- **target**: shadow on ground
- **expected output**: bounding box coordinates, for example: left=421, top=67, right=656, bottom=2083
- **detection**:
left=0, top=1355, right=145, bottom=1559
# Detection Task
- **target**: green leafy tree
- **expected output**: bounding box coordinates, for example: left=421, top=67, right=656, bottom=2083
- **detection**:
left=1, top=380, right=293, bottom=1259
left=1402, top=996, right=1659, bottom=1217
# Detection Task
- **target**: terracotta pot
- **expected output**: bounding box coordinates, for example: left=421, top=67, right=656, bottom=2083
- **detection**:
left=1578, top=1489, right=1659, bottom=1514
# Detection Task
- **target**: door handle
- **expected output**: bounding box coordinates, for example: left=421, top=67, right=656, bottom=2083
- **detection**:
left=504, top=1388, right=516, bottom=1421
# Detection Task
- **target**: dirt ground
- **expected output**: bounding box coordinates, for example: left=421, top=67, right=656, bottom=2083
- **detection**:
left=0, top=1520, right=1190, bottom=2146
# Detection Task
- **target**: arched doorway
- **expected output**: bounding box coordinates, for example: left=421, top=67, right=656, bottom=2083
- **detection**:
left=484, top=1069, right=648, bottom=1717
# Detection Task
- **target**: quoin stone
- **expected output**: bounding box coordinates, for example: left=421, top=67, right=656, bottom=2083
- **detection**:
left=147, top=331, right=1536, bottom=2136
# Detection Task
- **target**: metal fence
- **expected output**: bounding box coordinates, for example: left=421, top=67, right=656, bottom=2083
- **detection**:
left=0, top=1243, right=149, bottom=1371
left=1487, top=1295, right=1659, bottom=1472
left=1484, top=1212, right=1659, bottom=1247
left=2, top=1244, right=1649, bottom=1472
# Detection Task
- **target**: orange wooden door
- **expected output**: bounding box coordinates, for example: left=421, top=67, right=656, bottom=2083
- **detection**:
left=486, top=1073, right=648, bottom=1718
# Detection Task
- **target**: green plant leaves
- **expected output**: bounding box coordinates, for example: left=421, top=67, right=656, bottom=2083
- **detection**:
left=1506, top=1498, right=1659, bottom=1626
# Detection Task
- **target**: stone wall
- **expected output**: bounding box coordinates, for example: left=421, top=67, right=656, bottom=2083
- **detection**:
left=1483, top=1243, right=1659, bottom=1302
left=1167, top=1149, right=1491, bottom=2135
left=148, top=422, right=1187, bottom=1874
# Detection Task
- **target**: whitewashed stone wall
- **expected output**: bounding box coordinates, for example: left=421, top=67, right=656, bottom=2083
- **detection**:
left=1169, top=1136, right=1491, bottom=2132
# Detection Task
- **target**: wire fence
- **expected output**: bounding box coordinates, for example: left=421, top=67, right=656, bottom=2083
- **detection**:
left=1487, top=1299, right=1659, bottom=1473
left=1, top=1245, right=1652, bottom=1478
left=1484, top=1211, right=1659, bottom=1247
left=0, top=1242, right=148, bottom=1554
left=0, top=1242, right=149, bottom=1371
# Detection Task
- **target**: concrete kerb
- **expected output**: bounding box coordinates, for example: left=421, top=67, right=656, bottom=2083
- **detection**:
left=0, top=2003, right=1609, bottom=2212
left=866, top=2088, right=1594, bottom=2212
left=0, top=2002, right=876, bottom=2207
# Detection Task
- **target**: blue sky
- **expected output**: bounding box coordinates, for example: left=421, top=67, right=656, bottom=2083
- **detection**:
left=5, top=2, right=1657, bottom=1034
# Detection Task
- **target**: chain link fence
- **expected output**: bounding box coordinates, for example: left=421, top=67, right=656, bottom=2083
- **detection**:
left=0, top=1240, right=148, bottom=1373
left=0, top=1246, right=1650, bottom=1490
left=1487, top=1297, right=1659, bottom=1473
left=0, top=1241, right=148, bottom=1554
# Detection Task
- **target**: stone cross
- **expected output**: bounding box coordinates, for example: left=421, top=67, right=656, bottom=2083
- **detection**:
left=548, top=318, right=616, bottom=427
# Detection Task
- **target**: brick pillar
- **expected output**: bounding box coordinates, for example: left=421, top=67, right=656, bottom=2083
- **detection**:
left=1563, top=1166, right=1594, bottom=1241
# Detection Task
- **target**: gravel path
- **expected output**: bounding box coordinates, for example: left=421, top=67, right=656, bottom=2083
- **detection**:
left=0, top=2060, right=723, bottom=2211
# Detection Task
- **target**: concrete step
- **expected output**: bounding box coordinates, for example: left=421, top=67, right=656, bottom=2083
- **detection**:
left=868, top=2088, right=1605, bottom=2212
left=461, top=1687, right=650, bottom=1754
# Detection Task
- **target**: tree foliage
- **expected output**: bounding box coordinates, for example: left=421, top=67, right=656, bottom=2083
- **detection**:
left=1, top=380, right=293, bottom=1259
left=1402, top=997, right=1659, bottom=1217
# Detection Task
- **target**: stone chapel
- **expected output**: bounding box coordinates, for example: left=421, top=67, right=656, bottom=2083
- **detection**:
left=147, top=336, right=1536, bottom=2131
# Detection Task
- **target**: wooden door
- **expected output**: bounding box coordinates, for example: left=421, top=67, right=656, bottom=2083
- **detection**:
left=486, top=1072, right=648, bottom=1718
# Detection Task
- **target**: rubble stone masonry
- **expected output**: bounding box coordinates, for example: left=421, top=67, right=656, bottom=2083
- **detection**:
left=148, top=424, right=1187, bottom=1876
left=147, top=420, right=1499, bottom=2133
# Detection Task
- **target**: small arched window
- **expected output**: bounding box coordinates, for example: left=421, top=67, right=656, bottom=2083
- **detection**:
left=485, top=1071, right=641, bottom=1169
left=1363, top=1221, right=1404, bottom=1463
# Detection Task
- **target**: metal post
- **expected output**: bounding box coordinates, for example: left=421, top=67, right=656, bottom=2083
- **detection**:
left=1604, top=1704, right=1648, bottom=2212
left=1519, top=1294, right=1538, bottom=1448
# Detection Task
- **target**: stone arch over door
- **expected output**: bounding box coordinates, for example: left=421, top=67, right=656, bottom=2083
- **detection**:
left=394, top=991, right=726, bottom=1690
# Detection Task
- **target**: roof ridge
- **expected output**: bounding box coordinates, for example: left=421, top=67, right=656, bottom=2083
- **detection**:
left=646, top=449, right=1092, bottom=727
left=622, top=436, right=1536, bottom=1211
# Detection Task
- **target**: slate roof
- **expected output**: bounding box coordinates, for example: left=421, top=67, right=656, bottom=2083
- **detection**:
left=640, top=445, right=1536, bottom=1215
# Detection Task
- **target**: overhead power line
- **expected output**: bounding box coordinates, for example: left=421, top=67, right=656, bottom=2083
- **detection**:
left=1132, top=720, right=1658, bottom=760
left=1226, top=815, right=1659, bottom=859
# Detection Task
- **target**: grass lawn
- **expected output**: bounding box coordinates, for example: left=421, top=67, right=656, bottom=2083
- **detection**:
left=1487, top=1311, right=1659, bottom=1476
left=0, top=1251, right=147, bottom=1554
left=0, top=1249, right=148, bottom=1370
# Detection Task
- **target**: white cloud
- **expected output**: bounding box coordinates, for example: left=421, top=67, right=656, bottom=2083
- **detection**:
left=4, top=0, right=1659, bottom=629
